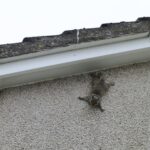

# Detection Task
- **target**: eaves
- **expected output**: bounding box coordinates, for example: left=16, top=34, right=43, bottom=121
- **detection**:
left=1, top=17, right=150, bottom=89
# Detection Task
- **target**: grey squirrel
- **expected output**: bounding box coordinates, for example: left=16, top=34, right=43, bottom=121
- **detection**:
left=78, top=72, right=114, bottom=112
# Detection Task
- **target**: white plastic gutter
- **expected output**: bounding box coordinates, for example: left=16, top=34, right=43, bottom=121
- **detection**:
left=0, top=32, right=150, bottom=89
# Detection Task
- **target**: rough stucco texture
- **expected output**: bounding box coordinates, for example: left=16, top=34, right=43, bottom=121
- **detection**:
left=1, top=62, right=150, bottom=150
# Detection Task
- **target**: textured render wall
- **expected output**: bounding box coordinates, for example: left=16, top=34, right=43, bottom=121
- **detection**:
left=1, top=62, right=150, bottom=150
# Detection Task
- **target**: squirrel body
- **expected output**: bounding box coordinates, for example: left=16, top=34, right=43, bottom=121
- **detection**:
left=78, top=72, right=114, bottom=112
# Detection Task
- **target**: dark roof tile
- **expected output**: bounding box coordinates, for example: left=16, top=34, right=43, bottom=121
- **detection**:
left=1, top=17, right=150, bottom=59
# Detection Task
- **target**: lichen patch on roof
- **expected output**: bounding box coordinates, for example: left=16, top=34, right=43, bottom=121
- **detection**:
left=0, top=17, right=150, bottom=59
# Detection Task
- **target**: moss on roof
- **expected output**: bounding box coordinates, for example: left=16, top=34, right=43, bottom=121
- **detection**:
left=1, top=17, right=150, bottom=59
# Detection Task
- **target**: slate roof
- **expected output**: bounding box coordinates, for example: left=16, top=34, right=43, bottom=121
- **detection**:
left=1, top=17, right=150, bottom=59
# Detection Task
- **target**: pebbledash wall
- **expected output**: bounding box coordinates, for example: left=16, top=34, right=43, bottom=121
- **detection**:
left=1, top=18, right=150, bottom=150
left=1, top=62, right=150, bottom=150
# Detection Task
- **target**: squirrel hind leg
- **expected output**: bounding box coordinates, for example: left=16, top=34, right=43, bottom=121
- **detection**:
left=78, top=96, right=89, bottom=102
left=98, top=101, right=105, bottom=112
left=78, top=96, right=85, bottom=100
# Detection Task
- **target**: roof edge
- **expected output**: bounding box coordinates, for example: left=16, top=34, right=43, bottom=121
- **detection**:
left=1, top=17, right=150, bottom=60
left=1, top=33, right=150, bottom=89
left=0, top=32, right=148, bottom=64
